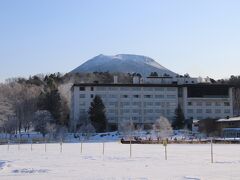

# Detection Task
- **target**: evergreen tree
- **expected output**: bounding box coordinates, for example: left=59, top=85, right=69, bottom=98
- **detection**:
left=149, top=72, right=158, bottom=77
left=172, top=104, right=185, bottom=129
left=37, top=90, right=62, bottom=124
left=88, top=95, right=107, bottom=133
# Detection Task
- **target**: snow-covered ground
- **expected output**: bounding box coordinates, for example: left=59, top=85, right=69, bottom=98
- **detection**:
left=0, top=142, right=240, bottom=180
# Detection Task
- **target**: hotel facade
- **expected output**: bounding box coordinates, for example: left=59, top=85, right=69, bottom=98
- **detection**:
left=70, top=76, right=234, bottom=131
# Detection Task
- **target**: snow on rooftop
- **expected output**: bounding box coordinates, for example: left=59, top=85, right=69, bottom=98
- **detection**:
left=217, top=117, right=240, bottom=122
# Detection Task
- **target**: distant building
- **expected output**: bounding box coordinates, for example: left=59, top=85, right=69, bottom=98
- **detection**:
left=217, top=117, right=240, bottom=138
left=70, top=76, right=234, bottom=131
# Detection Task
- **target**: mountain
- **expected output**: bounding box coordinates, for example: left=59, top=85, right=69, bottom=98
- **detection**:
left=71, top=54, right=177, bottom=77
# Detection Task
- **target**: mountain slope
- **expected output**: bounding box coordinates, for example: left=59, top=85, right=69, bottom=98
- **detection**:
left=71, top=54, right=177, bottom=77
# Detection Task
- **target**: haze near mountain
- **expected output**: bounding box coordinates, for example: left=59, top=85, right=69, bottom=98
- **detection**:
left=71, top=54, right=177, bottom=77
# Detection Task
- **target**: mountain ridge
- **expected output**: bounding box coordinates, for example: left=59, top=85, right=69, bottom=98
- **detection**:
left=71, top=54, right=177, bottom=77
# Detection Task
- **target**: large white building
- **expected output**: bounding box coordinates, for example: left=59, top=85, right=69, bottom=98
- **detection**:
left=70, top=76, right=234, bottom=131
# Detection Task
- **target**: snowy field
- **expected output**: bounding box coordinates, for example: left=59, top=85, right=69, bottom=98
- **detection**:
left=0, top=142, right=240, bottom=180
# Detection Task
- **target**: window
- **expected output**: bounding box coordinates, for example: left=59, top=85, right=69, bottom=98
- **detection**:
left=224, top=109, right=230, bottom=113
left=187, top=109, right=193, bottom=113
left=120, top=102, right=130, bottom=106
left=224, top=102, right=230, bottom=106
left=132, top=102, right=141, bottom=106
left=79, top=109, right=85, bottom=113
left=155, top=95, right=164, bottom=99
left=121, top=109, right=130, bottom=113
left=154, top=87, right=164, bottom=91
left=206, top=109, right=212, bottom=113
left=91, top=87, right=94, bottom=91
left=188, top=102, right=192, bottom=106
left=132, top=109, right=141, bottom=113
left=132, top=117, right=140, bottom=121
left=144, top=102, right=153, bottom=106
left=132, top=87, right=141, bottom=91
left=206, top=102, right=211, bottom=106
left=196, top=102, right=202, bottom=106
left=166, top=109, right=174, bottom=115
left=121, top=95, right=128, bottom=98
left=79, top=94, right=85, bottom=98
left=79, top=87, right=85, bottom=91
left=109, top=87, right=118, bottom=91
left=167, top=95, right=176, bottom=99
left=109, top=94, right=118, bottom=98
left=109, top=102, right=117, bottom=106
left=120, top=87, right=130, bottom=91
left=144, top=109, right=153, bottom=113
left=196, top=109, right=202, bottom=113
left=144, top=95, right=152, bottom=98
left=79, top=102, right=85, bottom=106
left=215, top=102, right=221, bottom=106
left=166, top=87, right=176, bottom=91
left=133, top=95, right=140, bottom=98
left=155, top=109, right=165, bottom=114
left=215, top=109, right=221, bottom=113
left=91, top=94, right=94, bottom=98
left=96, top=87, right=106, bottom=91
left=144, top=87, right=153, bottom=91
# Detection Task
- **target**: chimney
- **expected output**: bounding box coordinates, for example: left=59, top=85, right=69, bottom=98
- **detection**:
left=113, top=76, right=118, bottom=84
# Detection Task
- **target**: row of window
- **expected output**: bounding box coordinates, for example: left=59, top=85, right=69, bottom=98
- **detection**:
left=187, top=109, right=231, bottom=114
left=79, top=101, right=177, bottom=107
left=79, top=94, right=176, bottom=99
left=108, top=116, right=171, bottom=122
left=109, top=101, right=177, bottom=107
left=79, top=86, right=177, bottom=92
left=107, top=109, right=174, bottom=115
left=187, top=101, right=230, bottom=106
left=79, top=108, right=174, bottom=115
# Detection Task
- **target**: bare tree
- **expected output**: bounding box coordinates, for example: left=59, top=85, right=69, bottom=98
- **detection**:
left=3, top=82, right=42, bottom=133
left=2, top=115, right=18, bottom=135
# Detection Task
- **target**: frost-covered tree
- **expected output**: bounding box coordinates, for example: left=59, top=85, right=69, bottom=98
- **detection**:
left=119, top=120, right=135, bottom=139
left=0, top=82, right=40, bottom=133
left=33, top=110, right=54, bottom=137
left=153, top=116, right=173, bottom=139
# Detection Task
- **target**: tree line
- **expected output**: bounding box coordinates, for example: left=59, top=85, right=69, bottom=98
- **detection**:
left=1, top=73, right=240, bottom=136
left=0, top=72, right=132, bottom=136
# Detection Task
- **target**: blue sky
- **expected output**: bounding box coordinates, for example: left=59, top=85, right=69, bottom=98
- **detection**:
left=0, top=0, right=240, bottom=82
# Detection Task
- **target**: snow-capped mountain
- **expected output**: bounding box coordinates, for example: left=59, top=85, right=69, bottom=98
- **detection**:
left=71, top=54, right=177, bottom=77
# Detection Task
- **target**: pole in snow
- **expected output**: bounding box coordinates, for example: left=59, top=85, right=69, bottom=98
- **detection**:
left=18, top=138, right=20, bottom=151
left=7, top=140, right=10, bottom=151
left=163, top=139, right=168, bottom=160
left=45, top=138, right=47, bottom=153
left=102, top=142, right=105, bottom=155
left=80, top=134, right=83, bottom=154
left=60, top=138, right=63, bottom=153
left=211, top=138, right=213, bottom=163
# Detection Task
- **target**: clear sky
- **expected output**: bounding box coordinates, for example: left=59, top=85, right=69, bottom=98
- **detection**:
left=0, top=0, right=240, bottom=82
